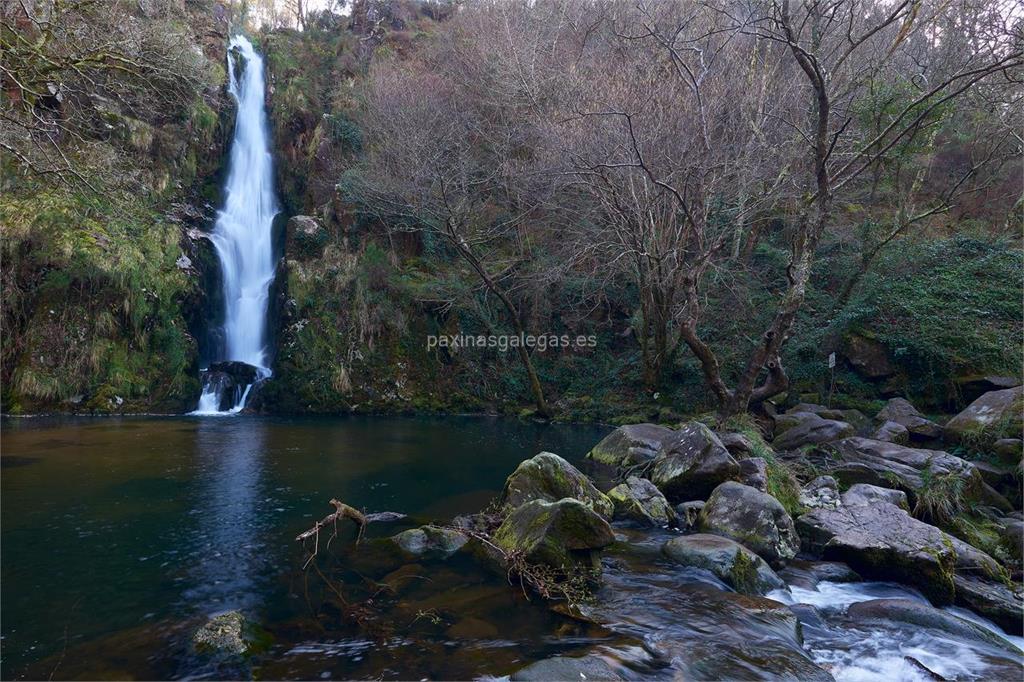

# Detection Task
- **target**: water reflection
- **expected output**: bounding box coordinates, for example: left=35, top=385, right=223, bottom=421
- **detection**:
left=183, top=418, right=269, bottom=615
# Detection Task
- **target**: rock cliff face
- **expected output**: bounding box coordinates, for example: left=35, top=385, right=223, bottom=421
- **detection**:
left=1, top=1, right=236, bottom=414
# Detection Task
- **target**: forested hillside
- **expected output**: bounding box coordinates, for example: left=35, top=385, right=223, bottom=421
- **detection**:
left=2, top=0, right=1021, bottom=421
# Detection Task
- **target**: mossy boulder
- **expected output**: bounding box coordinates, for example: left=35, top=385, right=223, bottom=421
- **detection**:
left=492, top=498, right=614, bottom=570
left=698, top=481, right=799, bottom=566
left=945, top=386, right=1024, bottom=444
left=585, top=423, right=673, bottom=468
left=500, top=452, right=613, bottom=518
left=662, top=534, right=784, bottom=595
left=192, top=611, right=250, bottom=656
left=606, top=477, right=675, bottom=527
left=649, top=422, right=739, bottom=502
left=390, top=525, right=468, bottom=560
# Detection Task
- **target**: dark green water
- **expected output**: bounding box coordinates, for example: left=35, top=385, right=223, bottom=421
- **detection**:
left=0, top=415, right=611, bottom=680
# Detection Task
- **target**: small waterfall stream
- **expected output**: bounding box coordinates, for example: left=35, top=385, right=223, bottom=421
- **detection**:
left=194, top=35, right=279, bottom=414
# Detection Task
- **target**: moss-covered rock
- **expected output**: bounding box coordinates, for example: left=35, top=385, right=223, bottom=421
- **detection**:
left=492, top=498, right=614, bottom=570
left=661, top=534, right=784, bottom=595
left=585, top=423, right=673, bottom=468
left=606, top=477, right=675, bottom=527
left=649, top=422, right=739, bottom=502
left=944, top=386, right=1024, bottom=444
left=500, top=452, right=613, bottom=518
left=698, top=481, right=800, bottom=566
left=390, top=525, right=468, bottom=560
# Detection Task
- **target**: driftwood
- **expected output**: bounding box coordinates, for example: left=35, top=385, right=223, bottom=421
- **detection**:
left=296, top=499, right=369, bottom=568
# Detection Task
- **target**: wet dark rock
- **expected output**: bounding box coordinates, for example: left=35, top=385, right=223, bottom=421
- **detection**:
left=500, top=452, right=613, bottom=518
left=649, top=422, right=739, bottom=502
left=585, top=423, right=674, bottom=468
left=674, top=501, right=704, bottom=531
left=945, top=386, right=1024, bottom=443
left=997, top=518, right=1023, bottom=561
left=873, top=420, right=910, bottom=445
left=778, top=560, right=861, bottom=590
left=662, top=534, right=784, bottom=595
left=952, top=574, right=1024, bottom=635
left=841, top=483, right=909, bottom=510
left=391, top=525, right=468, bottom=560
left=510, top=654, right=624, bottom=681
left=799, top=476, right=841, bottom=511
left=847, top=598, right=1020, bottom=651
left=875, top=398, right=944, bottom=442
left=773, top=413, right=854, bottom=451
left=788, top=603, right=828, bottom=630
left=796, top=500, right=1002, bottom=605
left=719, top=432, right=756, bottom=458
left=606, top=476, right=674, bottom=526
left=698, top=481, right=799, bottom=566
left=992, top=438, right=1023, bottom=462
left=493, top=498, right=614, bottom=570
left=199, top=361, right=262, bottom=411
left=738, top=456, right=768, bottom=492
left=207, top=360, right=260, bottom=385
left=972, top=460, right=1016, bottom=490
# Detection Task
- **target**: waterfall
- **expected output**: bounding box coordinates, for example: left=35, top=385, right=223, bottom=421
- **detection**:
left=194, top=35, right=279, bottom=415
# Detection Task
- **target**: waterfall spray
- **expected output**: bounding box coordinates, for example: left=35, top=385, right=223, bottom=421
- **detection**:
left=194, top=35, right=279, bottom=414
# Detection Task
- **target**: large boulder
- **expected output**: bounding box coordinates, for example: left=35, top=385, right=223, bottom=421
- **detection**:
left=500, top=452, right=613, bottom=518
left=698, top=482, right=799, bottom=566
left=585, top=423, right=674, bottom=468
left=662, top=534, right=785, bottom=595
left=391, top=525, right=468, bottom=560
left=492, top=498, right=614, bottom=570
left=944, top=386, right=1024, bottom=443
left=606, top=477, right=675, bottom=526
left=841, top=483, right=909, bottom=510
left=772, top=412, right=854, bottom=451
left=649, top=423, right=739, bottom=502
left=875, top=398, right=943, bottom=442
left=796, top=499, right=1002, bottom=605
left=955, top=375, right=1021, bottom=404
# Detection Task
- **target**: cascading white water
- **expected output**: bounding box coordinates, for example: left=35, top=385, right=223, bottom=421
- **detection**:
left=194, top=35, right=279, bottom=415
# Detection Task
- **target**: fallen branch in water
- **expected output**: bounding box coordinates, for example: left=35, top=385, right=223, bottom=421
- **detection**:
left=296, top=498, right=369, bottom=568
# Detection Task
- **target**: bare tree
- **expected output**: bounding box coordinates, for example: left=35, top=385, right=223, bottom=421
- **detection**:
left=347, top=52, right=556, bottom=417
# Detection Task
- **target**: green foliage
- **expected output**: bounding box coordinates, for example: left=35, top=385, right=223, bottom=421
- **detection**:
left=912, top=468, right=966, bottom=526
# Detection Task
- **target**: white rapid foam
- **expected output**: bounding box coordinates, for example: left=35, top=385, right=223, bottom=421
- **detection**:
left=194, top=35, right=279, bottom=414
left=769, top=580, right=1024, bottom=681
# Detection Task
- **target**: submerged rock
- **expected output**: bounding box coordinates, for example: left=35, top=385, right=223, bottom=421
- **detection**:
left=391, top=525, right=468, bottom=559
left=875, top=398, right=943, bottom=442
left=510, top=654, right=623, bottom=681
left=649, top=422, right=739, bottom=502
left=698, top=481, right=799, bottom=566
left=944, top=386, right=1024, bottom=443
left=585, top=423, right=673, bottom=468
left=662, top=534, right=784, bottom=595
left=500, top=452, right=613, bottom=518
left=606, top=476, right=675, bottom=526
left=492, top=498, right=614, bottom=570
left=847, top=598, right=1019, bottom=652
left=778, top=560, right=861, bottom=589
left=192, top=611, right=249, bottom=656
